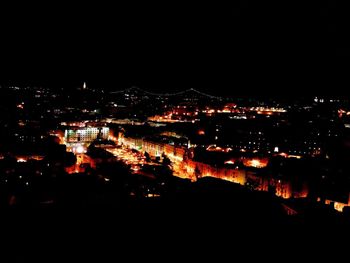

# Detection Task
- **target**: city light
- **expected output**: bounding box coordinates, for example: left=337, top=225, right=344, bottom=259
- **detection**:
left=75, top=145, right=85, bottom=154
left=3, top=81, right=349, bottom=222
left=198, top=130, right=205, bottom=135
left=243, top=159, right=268, bottom=168
left=251, top=159, right=260, bottom=167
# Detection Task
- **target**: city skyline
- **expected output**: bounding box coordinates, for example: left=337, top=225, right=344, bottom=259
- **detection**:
left=0, top=79, right=348, bottom=100
left=1, top=2, right=350, bottom=96
left=1, top=83, right=350, bottom=217
left=1, top=2, right=349, bottom=260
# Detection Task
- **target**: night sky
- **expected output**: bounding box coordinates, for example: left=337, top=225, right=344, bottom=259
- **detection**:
left=0, top=2, right=348, bottom=95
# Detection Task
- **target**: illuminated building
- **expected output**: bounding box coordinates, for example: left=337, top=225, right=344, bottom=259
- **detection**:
left=122, top=136, right=299, bottom=197
left=64, top=127, right=110, bottom=143
left=123, top=136, right=186, bottom=162
left=323, top=197, right=350, bottom=213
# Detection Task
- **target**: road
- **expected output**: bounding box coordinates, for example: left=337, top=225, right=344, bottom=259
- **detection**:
left=106, top=146, right=147, bottom=173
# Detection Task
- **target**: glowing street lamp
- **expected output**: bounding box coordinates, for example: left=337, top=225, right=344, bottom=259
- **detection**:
left=75, top=145, right=85, bottom=154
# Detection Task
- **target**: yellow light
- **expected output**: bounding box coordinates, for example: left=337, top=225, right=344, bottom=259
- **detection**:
left=251, top=159, right=260, bottom=167
left=76, top=145, right=85, bottom=154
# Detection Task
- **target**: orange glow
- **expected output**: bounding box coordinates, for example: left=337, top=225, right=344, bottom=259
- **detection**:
left=16, top=156, right=44, bottom=162
left=322, top=198, right=350, bottom=213
left=31, top=156, right=44, bottom=161
left=198, top=130, right=205, bottom=135
left=122, top=136, right=311, bottom=201
left=334, top=202, right=347, bottom=212
left=279, top=152, right=288, bottom=157
left=109, top=136, right=118, bottom=142
left=251, top=160, right=260, bottom=167
left=66, top=153, right=95, bottom=174
left=243, top=158, right=268, bottom=168
left=206, top=145, right=232, bottom=152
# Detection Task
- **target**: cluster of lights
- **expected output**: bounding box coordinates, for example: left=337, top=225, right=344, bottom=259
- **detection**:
left=75, top=145, right=86, bottom=154
left=202, top=109, right=216, bottom=114
left=17, top=103, right=25, bottom=109
left=110, top=87, right=222, bottom=99
left=106, top=147, right=146, bottom=173
left=243, top=159, right=268, bottom=168
left=247, top=107, right=287, bottom=113
left=206, top=145, right=232, bottom=152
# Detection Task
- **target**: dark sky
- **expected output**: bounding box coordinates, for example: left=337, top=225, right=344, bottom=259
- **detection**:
left=0, top=1, right=348, bottom=95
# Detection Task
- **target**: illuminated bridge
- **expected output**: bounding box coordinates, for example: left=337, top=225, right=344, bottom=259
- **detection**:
left=110, top=87, right=223, bottom=100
